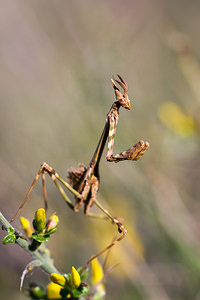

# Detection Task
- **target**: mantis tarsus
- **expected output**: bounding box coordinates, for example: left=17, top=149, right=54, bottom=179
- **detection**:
left=10, top=75, right=149, bottom=271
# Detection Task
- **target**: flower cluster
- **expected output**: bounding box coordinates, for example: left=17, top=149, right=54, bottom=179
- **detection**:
left=20, top=208, right=59, bottom=251
left=24, top=257, right=106, bottom=299
left=25, top=266, right=89, bottom=299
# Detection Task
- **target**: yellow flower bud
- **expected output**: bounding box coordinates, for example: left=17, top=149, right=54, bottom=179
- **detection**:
left=46, top=282, right=62, bottom=299
left=50, top=273, right=66, bottom=287
left=46, top=214, right=59, bottom=233
left=20, top=216, right=34, bottom=239
left=34, top=208, right=46, bottom=232
left=70, top=266, right=81, bottom=290
left=91, top=258, right=105, bottom=293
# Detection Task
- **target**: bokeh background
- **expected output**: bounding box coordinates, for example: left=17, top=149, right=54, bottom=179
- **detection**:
left=1, top=1, right=200, bottom=299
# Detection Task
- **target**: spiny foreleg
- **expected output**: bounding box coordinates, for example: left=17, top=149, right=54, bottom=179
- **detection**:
left=106, top=113, right=149, bottom=162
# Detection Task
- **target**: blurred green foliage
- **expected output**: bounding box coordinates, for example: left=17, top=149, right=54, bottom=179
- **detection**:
left=1, top=1, right=200, bottom=299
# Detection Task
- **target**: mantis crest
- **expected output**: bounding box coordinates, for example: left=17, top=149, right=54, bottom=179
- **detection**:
left=11, top=75, right=149, bottom=268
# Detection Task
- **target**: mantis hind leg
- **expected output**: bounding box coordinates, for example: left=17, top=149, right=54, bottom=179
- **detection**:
left=10, top=162, right=80, bottom=223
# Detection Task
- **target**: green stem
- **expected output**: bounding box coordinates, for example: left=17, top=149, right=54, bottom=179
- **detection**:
left=0, top=211, right=60, bottom=275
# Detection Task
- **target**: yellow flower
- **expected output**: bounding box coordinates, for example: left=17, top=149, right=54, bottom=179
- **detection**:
left=34, top=208, right=46, bottom=232
left=69, top=266, right=81, bottom=290
left=46, top=282, right=62, bottom=299
left=20, top=216, right=34, bottom=239
left=91, top=258, right=105, bottom=293
left=50, top=273, right=66, bottom=287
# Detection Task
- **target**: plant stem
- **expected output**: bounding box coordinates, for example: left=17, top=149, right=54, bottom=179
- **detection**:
left=0, top=211, right=60, bottom=275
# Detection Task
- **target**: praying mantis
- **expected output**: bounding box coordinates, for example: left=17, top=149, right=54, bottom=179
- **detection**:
left=10, top=75, right=149, bottom=270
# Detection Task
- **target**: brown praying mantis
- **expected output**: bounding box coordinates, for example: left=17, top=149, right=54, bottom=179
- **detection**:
left=10, top=75, right=149, bottom=271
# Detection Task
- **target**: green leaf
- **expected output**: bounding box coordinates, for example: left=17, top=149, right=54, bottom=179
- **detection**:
left=29, top=284, right=45, bottom=299
left=77, top=267, right=88, bottom=282
left=7, top=227, right=15, bottom=234
left=2, top=234, right=16, bottom=244
left=32, top=233, right=50, bottom=243
left=72, top=285, right=90, bottom=297
left=46, top=228, right=57, bottom=235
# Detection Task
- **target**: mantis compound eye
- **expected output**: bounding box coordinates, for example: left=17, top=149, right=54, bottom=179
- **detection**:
left=120, top=97, right=131, bottom=110
left=124, top=99, right=131, bottom=110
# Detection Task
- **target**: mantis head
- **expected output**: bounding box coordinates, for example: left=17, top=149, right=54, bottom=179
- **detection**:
left=111, top=74, right=131, bottom=110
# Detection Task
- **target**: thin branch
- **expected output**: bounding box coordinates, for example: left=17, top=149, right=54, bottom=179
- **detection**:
left=0, top=211, right=60, bottom=275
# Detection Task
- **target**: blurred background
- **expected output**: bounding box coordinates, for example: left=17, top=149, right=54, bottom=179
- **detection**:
left=1, top=0, right=200, bottom=299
